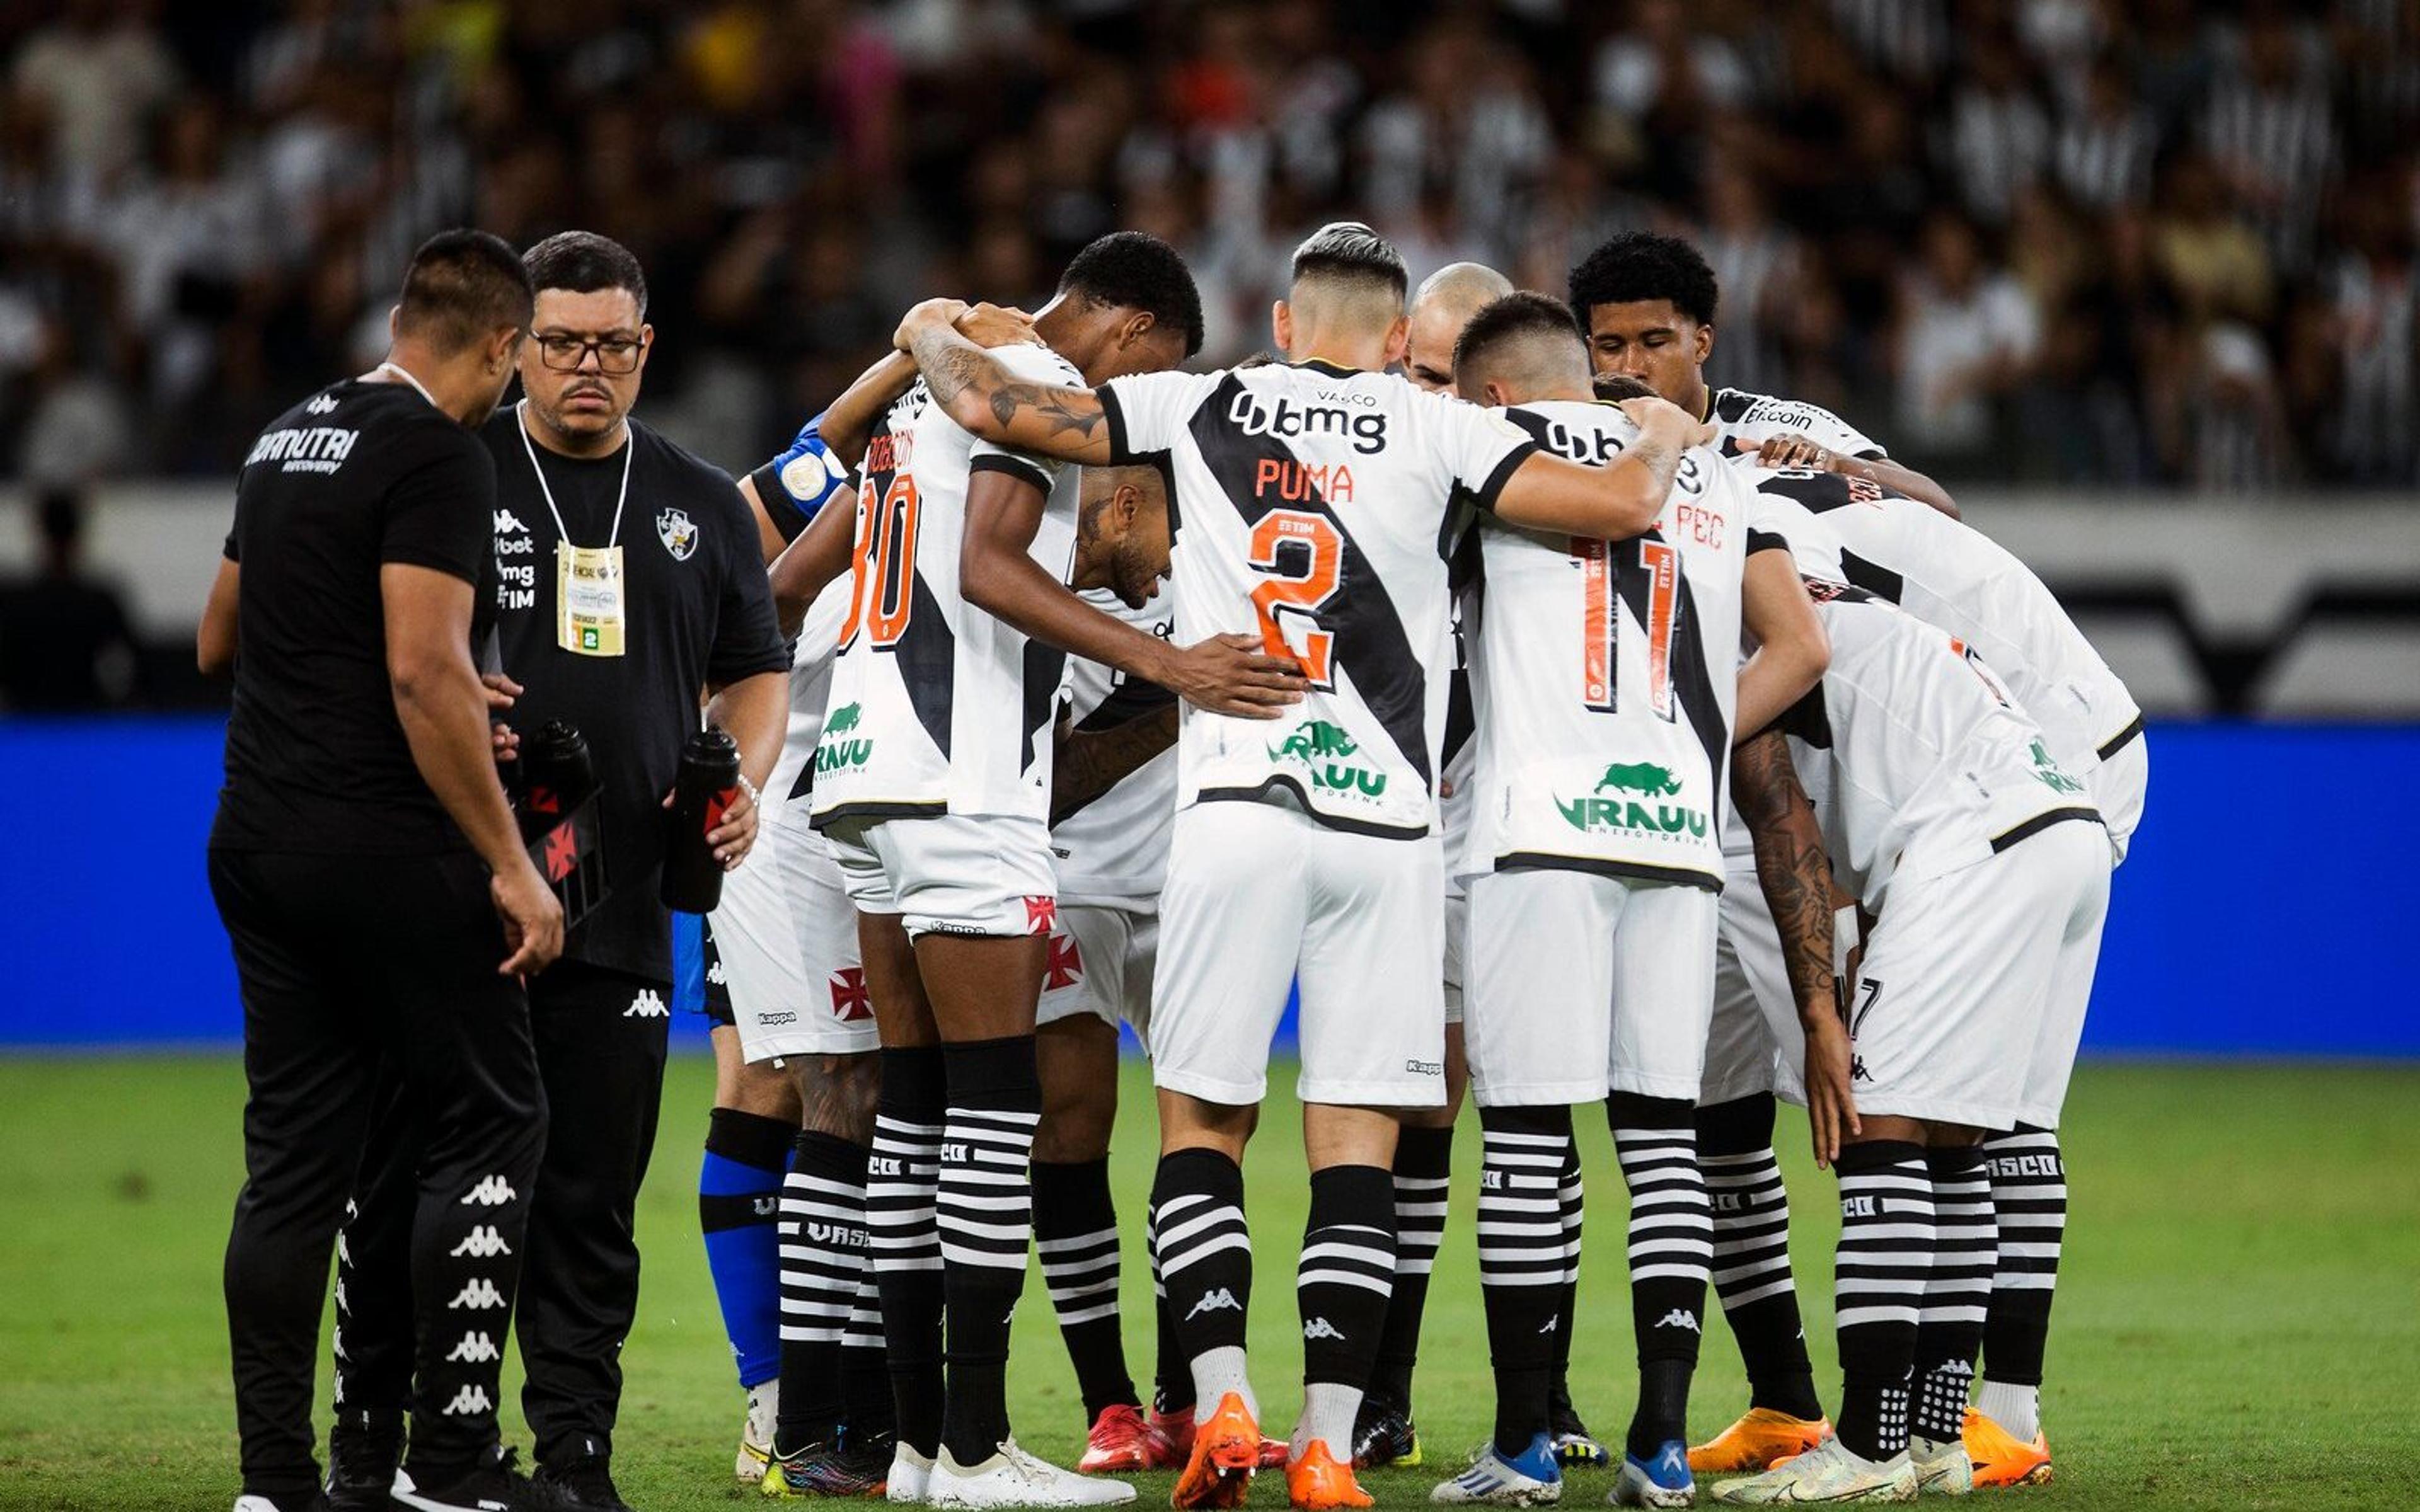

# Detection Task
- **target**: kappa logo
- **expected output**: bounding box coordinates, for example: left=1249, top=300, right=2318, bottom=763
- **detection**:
left=449, top=1278, right=507, bottom=1310
left=305, top=392, right=339, bottom=415
left=1186, top=1288, right=1243, bottom=1322
left=460, top=1174, right=517, bottom=1206
left=706, top=958, right=727, bottom=987
left=1302, top=1317, right=1346, bottom=1342
left=445, top=1331, right=502, bottom=1363
left=335, top=1280, right=349, bottom=1312
left=493, top=508, right=529, bottom=534
left=1654, top=1310, right=1702, bottom=1334
left=657, top=506, right=700, bottom=561
left=1538, top=1314, right=1560, bottom=1334
left=439, top=1384, right=495, bottom=1417
left=450, top=1225, right=512, bottom=1259
left=625, top=988, right=669, bottom=1019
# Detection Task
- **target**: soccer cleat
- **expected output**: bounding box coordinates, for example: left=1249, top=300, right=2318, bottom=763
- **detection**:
left=1432, top=1433, right=1564, bottom=1505
left=762, top=1438, right=886, bottom=1498
left=1910, top=1437, right=1973, bottom=1496
left=926, top=1439, right=1137, bottom=1507
left=1147, top=1407, right=1196, bottom=1469
left=392, top=1445, right=570, bottom=1512
left=235, top=1499, right=330, bottom=1512
left=1959, top=1409, right=2050, bottom=1489
left=533, top=1452, right=631, bottom=1512
left=885, top=1444, right=935, bottom=1504
left=1547, top=1383, right=1610, bottom=1469
left=738, top=1381, right=779, bottom=1485
left=326, top=1410, right=402, bottom=1511
left=1612, top=1441, right=1695, bottom=1508
left=1709, top=1437, right=1916, bottom=1505
left=1286, top=1440, right=1372, bottom=1511
left=1079, top=1403, right=1163, bottom=1473
left=1687, top=1409, right=1833, bottom=1475
left=1350, top=1396, right=1423, bottom=1469
left=1173, top=1393, right=1262, bottom=1509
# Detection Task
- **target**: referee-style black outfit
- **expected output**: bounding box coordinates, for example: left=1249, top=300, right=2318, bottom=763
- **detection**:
left=333, top=403, right=787, bottom=1484
left=212, top=375, right=544, bottom=1507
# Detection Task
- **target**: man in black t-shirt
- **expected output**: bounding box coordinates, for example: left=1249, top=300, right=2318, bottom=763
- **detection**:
left=204, top=230, right=562, bottom=1512
left=326, top=232, right=789, bottom=1512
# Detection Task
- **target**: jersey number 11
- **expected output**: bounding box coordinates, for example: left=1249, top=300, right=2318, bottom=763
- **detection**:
left=1579, top=537, right=1678, bottom=721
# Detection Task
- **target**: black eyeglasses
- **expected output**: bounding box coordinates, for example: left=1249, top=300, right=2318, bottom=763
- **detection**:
left=535, top=333, right=643, bottom=374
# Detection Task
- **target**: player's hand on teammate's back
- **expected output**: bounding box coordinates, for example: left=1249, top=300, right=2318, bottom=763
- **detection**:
left=1802, top=1012, right=1861, bottom=1169
left=895, top=297, right=971, bottom=351
left=1163, top=633, right=1310, bottom=719
left=492, top=859, right=565, bottom=978
left=1750, top=431, right=1838, bottom=471
left=1616, top=394, right=1716, bottom=449
left=955, top=301, right=1040, bottom=349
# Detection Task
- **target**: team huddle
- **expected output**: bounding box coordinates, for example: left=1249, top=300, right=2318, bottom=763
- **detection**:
left=693, top=224, right=2143, bottom=1511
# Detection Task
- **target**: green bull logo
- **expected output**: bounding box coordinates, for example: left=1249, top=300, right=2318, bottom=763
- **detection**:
left=2029, top=739, right=2087, bottom=795
left=817, top=703, right=872, bottom=774
left=1594, top=760, right=1682, bottom=797
left=826, top=702, right=863, bottom=735
left=1269, top=719, right=1386, bottom=799
left=1270, top=720, right=1359, bottom=761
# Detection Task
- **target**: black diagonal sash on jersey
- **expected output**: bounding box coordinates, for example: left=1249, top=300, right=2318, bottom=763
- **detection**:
left=1186, top=374, right=1432, bottom=786
left=1020, top=637, right=1066, bottom=776
left=1611, top=534, right=1732, bottom=807
left=890, top=566, right=956, bottom=760
left=1075, top=669, right=1178, bottom=733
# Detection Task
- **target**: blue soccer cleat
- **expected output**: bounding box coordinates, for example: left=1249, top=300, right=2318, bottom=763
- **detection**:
left=1612, top=1440, right=1695, bottom=1508
left=1432, top=1432, right=1563, bottom=1506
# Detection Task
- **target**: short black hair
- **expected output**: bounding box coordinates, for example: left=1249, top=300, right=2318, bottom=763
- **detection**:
left=1593, top=372, right=1657, bottom=402
left=395, top=228, right=534, bottom=353
left=523, top=229, right=649, bottom=319
left=1453, top=291, right=1586, bottom=379
left=1568, top=231, right=1719, bottom=329
left=1290, top=220, right=1409, bottom=304
left=1061, top=231, right=1204, bottom=358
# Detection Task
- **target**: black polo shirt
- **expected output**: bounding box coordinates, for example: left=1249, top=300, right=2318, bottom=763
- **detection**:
left=212, top=377, right=497, bottom=857
left=483, top=406, right=788, bottom=980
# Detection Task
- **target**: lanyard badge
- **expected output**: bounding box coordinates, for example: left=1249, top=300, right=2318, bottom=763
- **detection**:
left=519, top=401, right=633, bottom=659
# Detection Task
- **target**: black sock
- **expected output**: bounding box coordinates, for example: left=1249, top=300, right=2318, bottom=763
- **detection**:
left=842, top=1261, right=894, bottom=1443
left=937, top=1036, right=1041, bottom=1465
left=1548, top=1136, right=1584, bottom=1415
left=1979, top=1125, right=2064, bottom=1390
left=1297, top=1164, right=1396, bottom=1454
left=1148, top=1199, right=1194, bottom=1416
left=1697, top=1094, right=1823, bottom=1422
left=773, top=1130, right=869, bottom=1455
left=1915, top=1147, right=1992, bottom=1446
left=1369, top=1124, right=1452, bottom=1411
left=1033, top=1157, right=1139, bottom=1423
left=1150, top=1149, right=1252, bottom=1395
left=1831, top=1142, right=1933, bottom=1462
left=1611, top=1094, right=1710, bottom=1460
left=1477, top=1104, right=1571, bottom=1458
left=868, top=1046, right=947, bottom=1458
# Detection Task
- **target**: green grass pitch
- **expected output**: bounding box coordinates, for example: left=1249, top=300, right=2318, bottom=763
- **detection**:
left=1, top=1057, right=2414, bottom=1510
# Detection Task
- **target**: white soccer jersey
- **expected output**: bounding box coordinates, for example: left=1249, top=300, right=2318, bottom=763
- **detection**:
left=1743, top=468, right=2143, bottom=773
left=1781, top=585, right=2102, bottom=907
left=1459, top=399, right=1782, bottom=891
left=1705, top=387, right=1886, bottom=460
left=810, top=343, right=1085, bottom=828
left=1052, top=587, right=1178, bottom=910
left=1099, top=358, right=1537, bottom=839
left=769, top=578, right=854, bottom=816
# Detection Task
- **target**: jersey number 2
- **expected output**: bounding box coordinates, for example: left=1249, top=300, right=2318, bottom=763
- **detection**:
left=1248, top=510, right=1342, bottom=689
left=1579, top=537, right=1678, bottom=720
left=840, top=473, right=920, bottom=650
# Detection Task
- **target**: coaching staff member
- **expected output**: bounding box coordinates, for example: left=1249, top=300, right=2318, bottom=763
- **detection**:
left=329, top=231, right=790, bottom=1512
left=201, top=230, right=562, bottom=1512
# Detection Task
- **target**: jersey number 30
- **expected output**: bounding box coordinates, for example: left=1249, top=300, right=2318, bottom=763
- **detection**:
left=1579, top=537, right=1678, bottom=720
left=1248, top=510, right=1342, bottom=689
left=840, top=472, right=919, bottom=651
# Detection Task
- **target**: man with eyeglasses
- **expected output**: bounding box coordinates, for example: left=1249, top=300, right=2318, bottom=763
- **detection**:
left=323, top=231, right=790, bottom=1512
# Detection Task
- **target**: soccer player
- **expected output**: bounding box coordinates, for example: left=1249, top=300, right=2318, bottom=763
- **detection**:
left=1568, top=232, right=1960, bottom=519
left=890, top=220, right=1712, bottom=1511
left=205, top=229, right=560, bottom=1512
left=1706, top=585, right=2111, bottom=1506
left=1431, top=297, right=1828, bottom=1509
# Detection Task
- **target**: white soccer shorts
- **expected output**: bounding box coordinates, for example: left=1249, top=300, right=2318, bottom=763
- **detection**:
left=2094, top=730, right=2150, bottom=866
left=1441, top=886, right=1468, bottom=1027
left=824, top=811, right=1057, bottom=941
left=1036, top=902, right=1157, bottom=1048
left=1150, top=801, right=1446, bottom=1108
left=712, top=816, right=877, bottom=1060
left=1463, top=868, right=1718, bottom=1106
left=1773, top=822, right=2111, bottom=1131
left=1700, top=920, right=1784, bottom=1106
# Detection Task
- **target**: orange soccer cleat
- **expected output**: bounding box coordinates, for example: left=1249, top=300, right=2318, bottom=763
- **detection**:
left=1172, top=1393, right=1262, bottom=1509
left=1284, top=1440, right=1372, bottom=1511
left=1962, top=1407, right=2053, bottom=1488
left=1686, top=1407, right=1833, bottom=1474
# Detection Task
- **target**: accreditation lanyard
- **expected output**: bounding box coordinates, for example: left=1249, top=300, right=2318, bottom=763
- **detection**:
left=518, top=401, right=634, bottom=658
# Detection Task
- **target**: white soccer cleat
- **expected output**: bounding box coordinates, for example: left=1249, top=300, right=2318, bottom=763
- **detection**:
left=1909, top=1437, right=1973, bottom=1496
left=1710, top=1437, right=1917, bottom=1505
left=738, top=1380, right=780, bottom=1484
left=887, top=1443, right=936, bottom=1504
left=1432, top=1433, right=1564, bottom=1504
left=926, top=1438, right=1138, bottom=1507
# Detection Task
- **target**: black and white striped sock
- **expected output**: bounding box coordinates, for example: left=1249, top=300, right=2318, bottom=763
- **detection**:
left=1612, top=1094, right=1712, bottom=1459
left=936, top=1036, right=1041, bottom=1465
left=841, top=1263, right=892, bottom=1441
left=1476, top=1105, right=1572, bottom=1457
left=1146, top=1199, right=1193, bottom=1416
left=1151, top=1148, right=1255, bottom=1417
left=1033, top=1157, right=1137, bottom=1423
left=868, top=1046, right=946, bottom=1458
left=1550, top=1135, right=1585, bottom=1390
left=1698, top=1094, right=1823, bottom=1422
left=1914, top=1146, right=1993, bottom=1448
left=772, top=1130, right=868, bottom=1455
left=1294, top=1165, right=1396, bottom=1458
left=1832, top=1142, right=1934, bottom=1463
left=1979, top=1125, right=2065, bottom=1441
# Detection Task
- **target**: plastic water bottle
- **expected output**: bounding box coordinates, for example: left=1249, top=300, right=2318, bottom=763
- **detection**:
left=660, top=726, right=741, bottom=912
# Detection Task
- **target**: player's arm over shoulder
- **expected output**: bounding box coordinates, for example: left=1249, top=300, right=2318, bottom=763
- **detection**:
left=899, top=302, right=1117, bottom=466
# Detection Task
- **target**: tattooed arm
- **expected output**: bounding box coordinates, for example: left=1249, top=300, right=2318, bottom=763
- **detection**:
left=1050, top=703, right=1179, bottom=826
left=896, top=299, right=1116, bottom=466
left=1490, top=395, right=1712, bottom=541
left=1732, top=728, right=1860, bottom=1166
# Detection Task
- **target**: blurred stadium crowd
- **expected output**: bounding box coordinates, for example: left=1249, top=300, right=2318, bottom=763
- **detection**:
left=3, top=0, right=2419, bottom=498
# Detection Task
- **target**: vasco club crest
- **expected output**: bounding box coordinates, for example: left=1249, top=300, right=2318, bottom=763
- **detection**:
left=656, top=507, right=699, bottom=561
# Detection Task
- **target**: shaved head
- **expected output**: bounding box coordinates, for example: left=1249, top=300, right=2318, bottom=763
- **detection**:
left=1404, top=261, right=1514, bottom=392
left=1453, top=291, right=1593, bottom=408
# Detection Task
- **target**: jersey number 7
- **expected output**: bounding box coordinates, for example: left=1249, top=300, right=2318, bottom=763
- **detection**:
left=1248, top=510, right=1342, bottom=690
left=1579, top=537, right=1678, bottom=721
left=839, top=472, right=920, bottom=651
